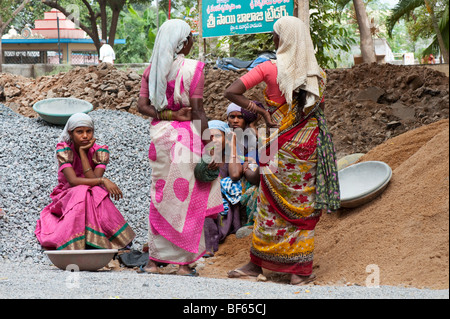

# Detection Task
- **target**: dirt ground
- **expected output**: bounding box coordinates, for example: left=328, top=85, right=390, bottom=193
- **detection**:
left=1, top=62, right=449, bottom=289
left=199, top=119, right=449, bottom=290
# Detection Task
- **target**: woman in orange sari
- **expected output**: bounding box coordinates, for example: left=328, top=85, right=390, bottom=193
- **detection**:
left=224, top=16, right=340, bottom=285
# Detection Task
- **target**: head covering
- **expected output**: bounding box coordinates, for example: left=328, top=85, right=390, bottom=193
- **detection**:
left=208, top=120, right=231, bottom=134
left=226, top=103, right=241, bottom=116
left=195, top=120, right=229, bottom=183
left=58, top=113, right=94, bottom=143
left=273, top=16, right=324, bottom=110
left=226, top=102, right=263, bottom=124
left=148, top=19, right=192, bottom=111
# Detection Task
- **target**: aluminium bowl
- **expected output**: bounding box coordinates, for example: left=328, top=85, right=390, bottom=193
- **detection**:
left=339, top=161, right=392, bottom=208
left=44, top=249, right=118, bottom=271
left=33, top=97, right=93, bottom=125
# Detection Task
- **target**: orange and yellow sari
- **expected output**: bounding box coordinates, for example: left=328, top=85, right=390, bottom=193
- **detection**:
left=250, top=70, right=340, bottom=275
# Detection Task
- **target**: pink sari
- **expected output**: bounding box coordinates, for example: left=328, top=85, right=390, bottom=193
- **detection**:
left=141, top=58, right=223, bottom=265
left=35, top=142, right=135, bottom=250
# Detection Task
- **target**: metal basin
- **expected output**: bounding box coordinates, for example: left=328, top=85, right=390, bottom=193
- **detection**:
left=339, top=161, right=392, bottom=208
left=44, top=249, right=118, bottom=271
left=337, top=153, right=365, bottom=171
left=33, top=98, right=93, bottom=125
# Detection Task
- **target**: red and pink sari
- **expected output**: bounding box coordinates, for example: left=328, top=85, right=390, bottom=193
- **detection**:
left=35, top=142, right=135, bottom=250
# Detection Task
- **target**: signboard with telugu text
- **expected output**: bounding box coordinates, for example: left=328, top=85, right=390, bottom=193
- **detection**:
left=202, top=0, right=294, bottom=38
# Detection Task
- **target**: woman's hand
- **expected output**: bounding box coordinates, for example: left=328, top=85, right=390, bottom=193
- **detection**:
left=247, top=101, right=278, bottom=129
left=207, top=159, right=220, bottom=171
left=79, top=138, right=96, bottom=152
left=261, top=110, right=279, bottom=129
left=101, top=178, right=123, bottom=201
left=173, top=107, right=192, bottom=121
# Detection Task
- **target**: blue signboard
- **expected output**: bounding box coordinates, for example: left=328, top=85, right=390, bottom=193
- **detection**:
left=202, top=0, right=294, bottom=38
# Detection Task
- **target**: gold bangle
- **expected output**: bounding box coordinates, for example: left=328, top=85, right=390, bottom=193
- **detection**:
left=83, top=167, right=92, bottom=174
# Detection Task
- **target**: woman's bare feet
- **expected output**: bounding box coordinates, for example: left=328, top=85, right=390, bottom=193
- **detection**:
left=177, top=265, right=199, bottom=276
left=227, top=261, right=263, bottom=278
left=290, top=273, right=316, bottom=285
left=139, top=260, right=159, bottom=274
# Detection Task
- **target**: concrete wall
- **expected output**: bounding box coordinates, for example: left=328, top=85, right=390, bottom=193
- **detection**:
left=1, top=62, right=448, bottom=79
left=1, top=63, right=150, bottom=78
left=421, top=64, right=449, bottom=77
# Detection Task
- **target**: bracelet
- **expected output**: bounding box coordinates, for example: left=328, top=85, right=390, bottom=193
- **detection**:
left=159, top=110, right=173, bottom=121
left=83, top=168, right=92, bottom=174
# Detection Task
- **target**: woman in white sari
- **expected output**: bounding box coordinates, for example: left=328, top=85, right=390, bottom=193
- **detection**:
left=137, top=20, right=223, bottom=276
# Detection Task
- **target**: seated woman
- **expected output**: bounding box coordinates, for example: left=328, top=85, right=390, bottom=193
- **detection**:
left=203, top=120, right=244, bottom=256
left=226, top=103, right=261, bottom=226
left=35, top=113, right=136, bottom=250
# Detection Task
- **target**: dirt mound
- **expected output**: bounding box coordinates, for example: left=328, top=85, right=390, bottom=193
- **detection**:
left=201, top=120, right=449, bottom=289
left=325, top=63, right=449, bottom=158
left=0, top=63, right=143, bottom=117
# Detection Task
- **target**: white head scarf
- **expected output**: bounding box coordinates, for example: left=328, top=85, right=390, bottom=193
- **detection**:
left=148, top=19, right=192, bottom=111
left=274, top=16, right=323, bottom=110
left=226, top=103, right=242, bottom=116
left=58, top=113, right=94, bottom=143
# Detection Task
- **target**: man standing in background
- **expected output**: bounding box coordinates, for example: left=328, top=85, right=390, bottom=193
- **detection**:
left=99, top=39, right=116, bottom=64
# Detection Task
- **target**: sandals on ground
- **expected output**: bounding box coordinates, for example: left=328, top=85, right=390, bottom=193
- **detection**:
left=137, top=265, right=159, bottom=274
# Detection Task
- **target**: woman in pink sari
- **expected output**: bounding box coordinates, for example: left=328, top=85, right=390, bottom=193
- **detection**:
left=137, top=19, right=223, bottom=276
left=35, top=113, right=136, bottom=250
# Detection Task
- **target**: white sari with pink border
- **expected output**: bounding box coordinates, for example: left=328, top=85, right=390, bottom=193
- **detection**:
left=147, top=56, right=223, bottom=265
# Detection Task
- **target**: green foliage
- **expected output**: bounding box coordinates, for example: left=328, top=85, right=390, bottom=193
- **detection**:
left=227, top=33, right=275, bottom=61
left=115, top=4, right=167, bottom=63
left=386, top=0, right=449, bottom=58
left=1, top=0, right=31, bottom=32
left=386, top=0, right=427, bottom=37
left=421, top=2, right=449, bottom=57
left=310, top=0, right=358, bottom=68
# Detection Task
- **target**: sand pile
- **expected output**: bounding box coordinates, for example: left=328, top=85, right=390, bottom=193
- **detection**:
left=200, top=120, right=449, bottom=289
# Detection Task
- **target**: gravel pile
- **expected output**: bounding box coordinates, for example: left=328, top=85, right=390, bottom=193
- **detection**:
left=0, top=103, right=152, bottom=263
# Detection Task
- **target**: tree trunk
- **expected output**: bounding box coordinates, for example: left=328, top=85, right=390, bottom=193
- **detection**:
left=353, top=0, right=376, bottom=63
left=297, top=0, right=310, bottom=29
left=0, top=38, right=3, bottom=74
left=0, top=0, right=31, bottom=73
left=424, top=0, right=449, bottom=63
left=99, top=0, right=108, bottom=41
left=0, top=16, right=4, bottom=74
left=108, top=9, right=120, bottom=47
